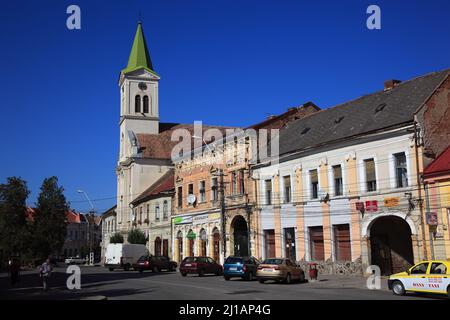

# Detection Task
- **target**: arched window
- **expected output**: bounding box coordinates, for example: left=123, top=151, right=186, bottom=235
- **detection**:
left=155, top=203, right=160, bottom=221
left=163, top=200, right=168, bottom=219
left=143, top=95, right=149, bottom=113
left=135, top=95, right=141, bottom=113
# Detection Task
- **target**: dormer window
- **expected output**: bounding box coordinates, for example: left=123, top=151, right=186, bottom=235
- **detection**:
left=135, top=95, right=141, bottom=113
left=143, top=95, right=149, bottom=113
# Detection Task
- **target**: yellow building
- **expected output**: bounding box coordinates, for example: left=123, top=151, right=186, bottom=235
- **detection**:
left=423, top=145, right=450, bottom=260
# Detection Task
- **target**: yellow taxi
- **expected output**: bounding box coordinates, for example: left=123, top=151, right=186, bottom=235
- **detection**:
left=388, top=260, right=450, bottom=298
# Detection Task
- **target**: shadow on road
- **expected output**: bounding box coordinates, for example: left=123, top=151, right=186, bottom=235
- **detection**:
left=0, top=268, right=175, bottom=300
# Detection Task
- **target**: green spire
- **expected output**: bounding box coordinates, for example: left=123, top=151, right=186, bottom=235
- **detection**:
left=122, top=22, right=157, bottom=75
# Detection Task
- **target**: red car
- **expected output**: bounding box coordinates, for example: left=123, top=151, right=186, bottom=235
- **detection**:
left=179, top=256, right=223, bottom=277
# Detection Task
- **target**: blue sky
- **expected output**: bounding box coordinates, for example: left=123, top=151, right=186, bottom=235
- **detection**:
left=0, top=0, right=449, bottom=213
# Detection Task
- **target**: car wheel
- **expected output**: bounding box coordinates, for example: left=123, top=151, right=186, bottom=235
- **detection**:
left=168, top=266, right=174, bottom=272
left=152, top=266, right=159, bottom=273
left=447, top=285, right=450, bottom=299
left=138, top=268, right=143, bottom=273
left=198, top=269, right=205, bottom=277
left=247, top=272, right=254, bottom=281
left=108, top=268, right=114, bottom=272
left=124, top=265, right=130, bottom=271
left=392, top=281, right=405, bottom=296
left=259, top=279, right=265, bottom=284
left=216, top=269, right=223, bottom=276
left=299, top=272, right=305, bottom=283
left=224, top=276, right=230, bottom=281
left=181, top=272, right=187, bottom=277
left=285, top=273, right=292, bottom=284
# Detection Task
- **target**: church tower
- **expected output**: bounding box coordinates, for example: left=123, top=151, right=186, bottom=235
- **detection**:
left=116, top=22, right=163, bottom=230
left=118, top=22, right=160, bottom=162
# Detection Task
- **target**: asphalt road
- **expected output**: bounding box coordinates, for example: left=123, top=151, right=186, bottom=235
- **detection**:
left=0, top=266, right=442, bottom=300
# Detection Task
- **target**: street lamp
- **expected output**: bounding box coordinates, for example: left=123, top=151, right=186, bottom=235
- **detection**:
left=77, top=189, right=95, bottom=265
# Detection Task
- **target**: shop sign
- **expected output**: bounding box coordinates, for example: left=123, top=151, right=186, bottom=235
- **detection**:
left=384, top=197, right=400, bottom=207
left=355, top=202, right=365, bottom=212
left=173, top=216, right=193, bottom=225
left=365, top=200, right=378, bottom=212
left=187, top=231, right=196, bottom=239
left=208, top=212, right=221, bottom=221
left=193, top=214, right=208, bottom=224
left=426, top=212, right=438, bottom=226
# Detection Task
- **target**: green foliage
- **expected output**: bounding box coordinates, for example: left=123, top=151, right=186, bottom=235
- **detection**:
left=109, top=232, right=124, bottom=244
left=127, top=229, right=147, bottom=244
left=32, top=177, right=69, bottom=259
left=0, top=177, right=31, bottom=257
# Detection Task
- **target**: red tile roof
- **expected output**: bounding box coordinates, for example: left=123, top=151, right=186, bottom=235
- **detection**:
left=26, top=208, right=85, bottom=224
left=131, top=169, right=175, bottom=206
left=423, top=144, right=450, bottom=177
left=137, top=123, right=238, bottom=159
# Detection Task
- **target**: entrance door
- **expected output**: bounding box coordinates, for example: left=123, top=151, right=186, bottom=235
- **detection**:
left=213, top=231, right=220, bottom=262
left=232, top=216, right=249, bottom=257
left=162, top=239, right=169, bottom=257
left=188, top=239, right=194, bottom=256
left=370, top=216, right=414, bottom=275
left=178, top=237, right=183, bottom=262
left=155, top=237, right=162, bottom=256
left=284, top=228, right=296, bottom=260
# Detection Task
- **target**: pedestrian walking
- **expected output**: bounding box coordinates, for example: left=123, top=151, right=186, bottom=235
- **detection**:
left=39, top=258, right=53, bottom=291
left=10, top=257, right=20, bottom=286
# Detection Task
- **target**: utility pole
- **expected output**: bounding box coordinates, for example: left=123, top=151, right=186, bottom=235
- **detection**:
left=219, top=169, right=227, bottom=262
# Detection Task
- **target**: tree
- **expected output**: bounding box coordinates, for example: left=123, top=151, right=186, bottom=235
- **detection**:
left=32, top=177, right=69, bottom=259
left=127, top=229, right=146, bottom=244
left=0, top=177, right=31, bottom=257
left=109, top=232, right=124, bottom=244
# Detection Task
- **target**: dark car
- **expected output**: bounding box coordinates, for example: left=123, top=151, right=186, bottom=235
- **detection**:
left=223, top=256, right=260, bottom=281
left=179, top=256, right=223, bottom=277
left=133, top=255, right=177, bottom=273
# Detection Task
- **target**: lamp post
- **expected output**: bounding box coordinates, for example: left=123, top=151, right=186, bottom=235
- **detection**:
left=77, top=189, right=95, bottom=265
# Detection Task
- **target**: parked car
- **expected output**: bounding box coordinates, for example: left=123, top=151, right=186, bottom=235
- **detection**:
left=179, top=256, right=223, bottom=277
left=223, top=256, right=260, bottom=281
left=104, top=243, right=148, bottom=271
left=133, top=255, right=178, bottom=273
left=256, top=258, right=305, bottom=284
left=65, top=256, right=86, bottom=265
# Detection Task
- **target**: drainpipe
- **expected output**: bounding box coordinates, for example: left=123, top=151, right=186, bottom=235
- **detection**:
left=413, top=122, right=428, bottom=261
left=423, top=183, right=435, bottom=260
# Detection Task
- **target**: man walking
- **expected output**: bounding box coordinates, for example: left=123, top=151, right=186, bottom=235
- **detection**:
left=39, top=258, right=52, bottom=291
left=9, top=257, right=20, bottom=286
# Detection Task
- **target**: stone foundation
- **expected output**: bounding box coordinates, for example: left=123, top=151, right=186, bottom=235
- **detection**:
left=297, top=257, right=363, bottom=276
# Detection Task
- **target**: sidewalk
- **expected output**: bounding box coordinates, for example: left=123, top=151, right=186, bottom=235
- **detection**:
left=305, top=274, right=390, bottom=291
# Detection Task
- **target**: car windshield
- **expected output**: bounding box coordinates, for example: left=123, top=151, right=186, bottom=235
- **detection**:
left=225, top=257, right=243, bottom=264
left=263, top=259, right=283, bottom=265
left=138, top=255, right=150, bottom=262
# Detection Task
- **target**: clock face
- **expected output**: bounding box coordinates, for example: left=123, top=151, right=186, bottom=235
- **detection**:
left=138, top=82, right=147, bottom=91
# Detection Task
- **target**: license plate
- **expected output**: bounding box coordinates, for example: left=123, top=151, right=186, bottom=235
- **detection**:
left=229, top=267, right=237, bottom=271
left=185, top=264, right=191, bottom=267
left=263, top=268, right=274, bottom=272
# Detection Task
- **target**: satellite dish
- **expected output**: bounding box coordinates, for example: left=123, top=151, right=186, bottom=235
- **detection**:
left=187, top=194, right=196, bottom=204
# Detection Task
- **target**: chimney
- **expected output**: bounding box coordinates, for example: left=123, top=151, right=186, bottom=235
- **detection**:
left=384, top=79, right=401, bottom=91
left=267, top=115, right=277, bottom=120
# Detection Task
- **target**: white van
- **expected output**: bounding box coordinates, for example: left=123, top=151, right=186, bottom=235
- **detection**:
left=104, top=243, right=148, bottom=271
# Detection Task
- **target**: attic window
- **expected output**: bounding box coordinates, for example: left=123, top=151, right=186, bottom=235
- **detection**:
left=375, top=103, right=386, bottom=113
left=334, top=116, right=344, bottom=124
left=301, top=127, right=311, bottom=135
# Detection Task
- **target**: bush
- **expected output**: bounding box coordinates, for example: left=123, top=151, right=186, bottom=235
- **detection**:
left=109, top=233, right=124, bottom=244
left=127, top=229, right=147, bottom=245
